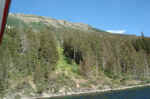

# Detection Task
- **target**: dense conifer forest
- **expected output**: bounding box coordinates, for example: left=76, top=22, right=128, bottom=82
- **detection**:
left=0, top=14, right=150, bottom=98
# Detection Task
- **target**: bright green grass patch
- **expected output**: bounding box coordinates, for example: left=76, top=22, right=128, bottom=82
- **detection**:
left=56, top=45, right=80, bottom=76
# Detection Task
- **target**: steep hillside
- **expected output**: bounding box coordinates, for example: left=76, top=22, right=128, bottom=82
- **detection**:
left=8, top=13, right=94, bottom=31
left=1, top=14, right=150, bottom=98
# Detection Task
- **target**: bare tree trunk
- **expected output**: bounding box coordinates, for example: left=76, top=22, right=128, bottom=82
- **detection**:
left=144, top=54, right=149, bottom=78
left=95, top=54, right=98, bottom=77
left=102, top=56, right=106, bottom=71
left=74, top=48, right=76, bottom=61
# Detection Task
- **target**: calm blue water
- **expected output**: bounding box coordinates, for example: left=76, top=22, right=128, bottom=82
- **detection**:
left=49, top=86, right=150, bottom=99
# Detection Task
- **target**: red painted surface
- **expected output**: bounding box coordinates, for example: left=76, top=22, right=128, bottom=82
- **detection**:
left=0, top=0, right=11, bottom=44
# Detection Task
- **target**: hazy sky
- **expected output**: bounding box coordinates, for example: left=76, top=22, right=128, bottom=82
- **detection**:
left=10, top=0, right=150, bottom=36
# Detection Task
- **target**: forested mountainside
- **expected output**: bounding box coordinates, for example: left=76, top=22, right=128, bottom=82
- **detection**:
left=0, top=14, right=150, bottom=98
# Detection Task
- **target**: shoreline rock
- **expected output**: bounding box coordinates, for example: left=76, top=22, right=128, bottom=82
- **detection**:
left=32, top=83, right=150, bottom=99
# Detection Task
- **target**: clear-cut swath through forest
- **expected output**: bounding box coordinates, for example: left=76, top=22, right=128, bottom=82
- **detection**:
left=0, top=14, right=150, bottom=98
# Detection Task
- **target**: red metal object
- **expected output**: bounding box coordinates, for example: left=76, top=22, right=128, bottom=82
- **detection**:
left=0, top=0, right=11, bottom=44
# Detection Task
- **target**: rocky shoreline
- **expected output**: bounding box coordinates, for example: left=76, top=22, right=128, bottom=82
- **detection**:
left=32, top=83, right=150, bottom=99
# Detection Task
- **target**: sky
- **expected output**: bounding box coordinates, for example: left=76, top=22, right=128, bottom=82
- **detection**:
left=10, top=0, right=150, bottom=37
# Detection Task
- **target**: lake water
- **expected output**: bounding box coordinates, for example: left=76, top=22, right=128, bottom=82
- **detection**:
left=49, top=86, right=150, bottom=99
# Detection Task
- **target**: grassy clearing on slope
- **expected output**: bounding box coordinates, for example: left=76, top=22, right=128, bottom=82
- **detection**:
left=56, top=45, right=80, bottom=78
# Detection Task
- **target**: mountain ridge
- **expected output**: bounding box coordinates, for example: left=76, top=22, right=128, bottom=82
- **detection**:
left=9, top=13, right=94, bottom=31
